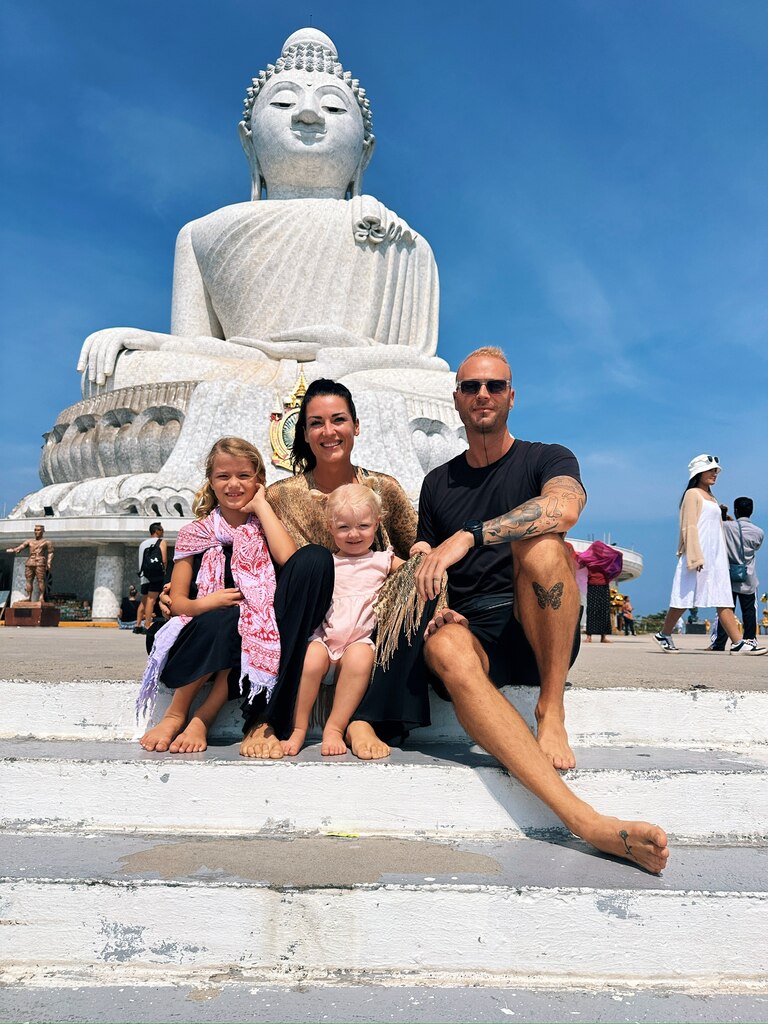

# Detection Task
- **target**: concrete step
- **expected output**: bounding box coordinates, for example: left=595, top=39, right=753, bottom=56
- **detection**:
left=3, top=677, right=767, bottom=749
left=4, top=981, right=768, bottom=1024
left=1, top=832, right=765, bottom=992
left=3, top=739, right=767, bottom=841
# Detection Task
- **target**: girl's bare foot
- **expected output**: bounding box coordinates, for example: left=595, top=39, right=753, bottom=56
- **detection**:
left=577, top=815, right=670, bottom=874
left=240, top=722, right=284, bottom=759
left=169, top=716, right=209, bottom=753
left=345, top=721, right=390, bottom=760
left=139, top=711, right=186, bottom=752
left=282, top=727, right=307, bottom=756
left=321, top=725, right=347, bottom=756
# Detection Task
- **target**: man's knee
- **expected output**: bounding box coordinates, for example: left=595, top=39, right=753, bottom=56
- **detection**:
left=425, top=624, right=483, bottom=678
left=514, top=533, right=570, bottom=572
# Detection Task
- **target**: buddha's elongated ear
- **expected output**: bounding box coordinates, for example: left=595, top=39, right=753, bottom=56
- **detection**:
left=349, top=135, right=376, bottom=198
left=238, top=121, right=265, bottom=201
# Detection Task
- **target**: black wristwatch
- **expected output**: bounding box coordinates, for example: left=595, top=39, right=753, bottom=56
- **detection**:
left=462, top=519, right=484, bottom=548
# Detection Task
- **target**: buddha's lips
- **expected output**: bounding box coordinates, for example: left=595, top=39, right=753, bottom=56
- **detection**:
left=291, top=127, right=326, bottom=142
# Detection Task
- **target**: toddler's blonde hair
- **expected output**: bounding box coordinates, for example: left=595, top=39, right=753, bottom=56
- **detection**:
left=192, top=436, right=266, bottom=518
left=325, top=482, right=383, bottom=528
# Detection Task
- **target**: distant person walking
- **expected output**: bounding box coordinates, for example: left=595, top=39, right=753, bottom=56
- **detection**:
left=576, top=541, right=623, bottom=643
left=136, top=523, right=168, bottom=635
left=712, top=497, right=764, bottom=653
left=654, top=455, right=765, bottom=655
left=622, top=597, right=635, bottom=636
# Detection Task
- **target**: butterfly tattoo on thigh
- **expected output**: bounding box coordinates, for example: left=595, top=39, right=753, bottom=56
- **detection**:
left=532, top=581, right=564, bottom=609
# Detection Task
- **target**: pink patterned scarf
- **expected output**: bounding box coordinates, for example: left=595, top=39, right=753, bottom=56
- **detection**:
left=136, top=507, right=279, bottom=719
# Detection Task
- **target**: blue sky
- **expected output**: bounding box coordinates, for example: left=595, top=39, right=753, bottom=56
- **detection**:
left=1, top=0, right=766, bottom=615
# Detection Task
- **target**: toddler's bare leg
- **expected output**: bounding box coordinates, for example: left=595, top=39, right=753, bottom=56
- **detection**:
left=171, top=670, right=230, bottom=753
left=139, top=678, right=205, bottom=751
left=323, top=644, right=375, bottom=756
left=283, top=641, right=330, bottom=755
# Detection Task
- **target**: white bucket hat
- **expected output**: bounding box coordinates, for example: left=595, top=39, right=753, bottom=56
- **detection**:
left=688, top=453, right=721, bottom=479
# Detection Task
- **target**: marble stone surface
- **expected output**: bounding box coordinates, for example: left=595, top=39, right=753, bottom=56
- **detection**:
left=13, top=26, right=466, bottom=523
left=91, top=545, right=124, bottom=621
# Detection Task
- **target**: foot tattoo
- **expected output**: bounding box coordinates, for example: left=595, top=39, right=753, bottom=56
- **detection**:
left=619, top=829, right=635, bottom=860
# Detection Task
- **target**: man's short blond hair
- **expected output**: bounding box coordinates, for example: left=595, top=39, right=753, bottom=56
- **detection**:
left=456, top=346, right=512, bottom=382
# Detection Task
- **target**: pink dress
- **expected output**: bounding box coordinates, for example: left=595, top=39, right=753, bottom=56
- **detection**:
left=310, top=547, right=394, bottom=663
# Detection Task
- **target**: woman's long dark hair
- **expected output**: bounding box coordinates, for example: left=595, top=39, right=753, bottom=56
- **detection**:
left=291, top=379, right=357, bottom=475
left=679, top=473, right=707, bottom=508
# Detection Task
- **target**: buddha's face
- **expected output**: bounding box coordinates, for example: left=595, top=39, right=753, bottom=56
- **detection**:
left=248, top=72, right=365, bottom=198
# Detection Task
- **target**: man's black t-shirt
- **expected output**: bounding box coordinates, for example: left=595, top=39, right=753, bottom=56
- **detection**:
left=120, top=597, right=140, bottom=620
left=416, top=440, right=582, bottom=612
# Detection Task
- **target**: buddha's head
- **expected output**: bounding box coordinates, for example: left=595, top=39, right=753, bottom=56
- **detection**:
left=239, top=29, right=375, bottom=200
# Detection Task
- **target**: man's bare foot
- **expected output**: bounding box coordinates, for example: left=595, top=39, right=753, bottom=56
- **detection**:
left=282, top=727, right=307, bottom=756
left=321, top=725, right=348, bottom=756
left=139, top=711, right=186, bottom=752
left=346, top=721, right=390, bottom=760
left=240, top=722, right=284, bottom=759
left=577, top=815, right=670, bottom=874
left=600, top=637, right=612, bottom=644
left=169, top=716, right=209, bottom=753
left=584, top=635, right=592, bottom=643
left=536, top=712, right=576, bottom=770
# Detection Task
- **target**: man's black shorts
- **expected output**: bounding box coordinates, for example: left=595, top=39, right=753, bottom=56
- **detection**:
left=430, top=593, right=580, bottom=699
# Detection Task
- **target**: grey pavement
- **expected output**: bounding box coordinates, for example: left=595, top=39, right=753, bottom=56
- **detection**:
left=2, top=983, right=767, bottom=1024
left=1, top=627, right=766, bottom=690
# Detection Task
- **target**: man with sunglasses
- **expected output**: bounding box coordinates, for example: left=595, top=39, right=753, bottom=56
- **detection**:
left=412, top=348, right=669, bottom=873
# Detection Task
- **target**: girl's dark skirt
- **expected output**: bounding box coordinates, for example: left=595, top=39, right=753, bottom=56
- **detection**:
left=585, top=583, right=611, bottom=636
left=161, top=605, right=243, bottom=700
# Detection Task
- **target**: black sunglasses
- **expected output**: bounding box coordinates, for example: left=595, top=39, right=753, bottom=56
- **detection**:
left=455, top=379, right=511, bottom=396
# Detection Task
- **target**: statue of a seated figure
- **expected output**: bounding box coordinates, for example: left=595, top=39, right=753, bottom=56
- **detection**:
left=77, top=28, right=448, bottom=400
left=12, top=27, right=463, bottom=520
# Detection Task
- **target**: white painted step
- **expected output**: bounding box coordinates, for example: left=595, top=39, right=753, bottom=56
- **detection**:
left=3, top=740, right=767, bottom=841
left=3, top=677, right=767, bottom=749
left=3, top=982, right=767, bottom=1024
left=1, top=833, right=765, bottom=991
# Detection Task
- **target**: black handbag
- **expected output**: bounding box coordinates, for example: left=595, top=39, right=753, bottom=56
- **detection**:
left=728, top=521, right=748, bottom=584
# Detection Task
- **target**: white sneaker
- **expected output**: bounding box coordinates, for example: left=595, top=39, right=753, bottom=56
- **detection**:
left=654, top=632, right=680, bottom=653
left=731, top=639, right=768, bottom=656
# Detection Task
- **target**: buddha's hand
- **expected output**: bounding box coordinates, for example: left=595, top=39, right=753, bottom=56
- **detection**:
left=351, top=196, right=417, bottom=246
left=229, top=326, right=376, bottom=361
left=77, top=328, right=166, bottom=391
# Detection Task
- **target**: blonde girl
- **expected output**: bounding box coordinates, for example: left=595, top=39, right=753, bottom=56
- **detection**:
left=138, top=436, right=297, bottom=752
left=283, top=483, right=404, bottom=756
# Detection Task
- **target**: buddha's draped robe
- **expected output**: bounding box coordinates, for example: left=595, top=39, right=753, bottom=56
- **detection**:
left=172, top=197, right=439, bottom=354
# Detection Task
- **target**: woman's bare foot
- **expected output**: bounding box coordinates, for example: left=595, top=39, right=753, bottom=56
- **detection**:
left=169, top=716, right=209, bottom=753
left=600, top=636, right=612, bottom=644
left=535, top=712, right=576, bottom=770
left=577, top=815, right=670, bottom=874
left=240, top=722, right=284, bottom=759
left=282, top=727, right=307, bottom=756
left=346, top=721, right=390, bottom=760
left=584, top=635, right=592, bottom=643
left=321, top=725, right=348, bottom=756
left=139, top=711, right=186, bottom=752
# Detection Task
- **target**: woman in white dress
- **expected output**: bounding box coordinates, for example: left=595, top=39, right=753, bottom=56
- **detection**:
left=654, top=454, right=758, bottom=654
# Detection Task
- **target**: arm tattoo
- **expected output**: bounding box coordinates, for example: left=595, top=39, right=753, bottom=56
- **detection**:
left=532, top=581, right=564, bottom=609
left=481, top=476, right=586, bottom=544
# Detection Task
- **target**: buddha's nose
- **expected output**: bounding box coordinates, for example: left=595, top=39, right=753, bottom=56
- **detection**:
left=293, top=101, right=324, bottom=127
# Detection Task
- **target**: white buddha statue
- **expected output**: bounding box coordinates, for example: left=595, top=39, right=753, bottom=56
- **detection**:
left=77, top=28, right=450, bottom=404
left=13, top=28, right=463, bottom=520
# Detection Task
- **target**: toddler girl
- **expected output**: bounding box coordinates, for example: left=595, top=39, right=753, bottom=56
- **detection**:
left=283, top=482, right=404, bottom=756
left=137, top=436, right=297, bottom=752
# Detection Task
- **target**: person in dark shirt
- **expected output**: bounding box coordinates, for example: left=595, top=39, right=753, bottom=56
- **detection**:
left=117, top=586, right=140, bottom=629
left=414, top=347, right=669, bottom=874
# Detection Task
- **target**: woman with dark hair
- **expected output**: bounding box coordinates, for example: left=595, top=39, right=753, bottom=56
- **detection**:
left=241, top=379, right=430, bottom=759
left=654, top=454, right=758, bottom=654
